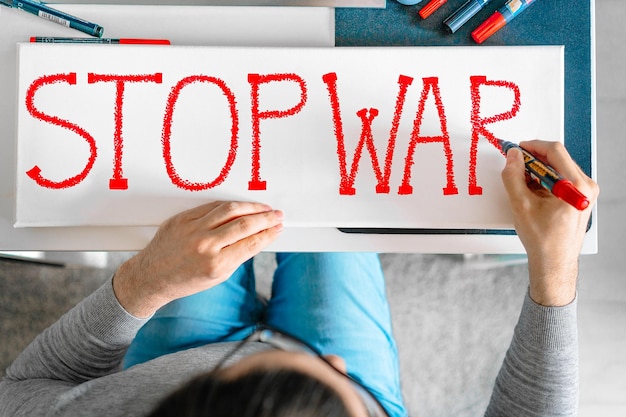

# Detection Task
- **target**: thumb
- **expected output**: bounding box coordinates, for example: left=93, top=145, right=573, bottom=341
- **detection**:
left=501, top=147, right=529, bottom=202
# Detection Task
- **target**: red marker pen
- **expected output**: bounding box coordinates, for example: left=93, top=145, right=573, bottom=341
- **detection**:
left=472, top=0, right=537, bottom=44
left=499, top=140, right=589, bottom=210
left=30, top=37, right=170, bottom=45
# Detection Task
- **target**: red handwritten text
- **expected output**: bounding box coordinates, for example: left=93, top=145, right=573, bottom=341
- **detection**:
left=248, top=73, right=308, bottom=191
left=162, top=75, right=239, bottom=191
left=25, top=73, right=97, bottom=189
left=469, top=76, right=521, bottom=195
left=24, top=72, right=520, bottom=195
left=88, top=73, right=163, bottom=190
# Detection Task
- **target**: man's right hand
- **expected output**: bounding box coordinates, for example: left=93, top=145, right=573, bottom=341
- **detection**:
left=500, top=140, right=599, bottom=307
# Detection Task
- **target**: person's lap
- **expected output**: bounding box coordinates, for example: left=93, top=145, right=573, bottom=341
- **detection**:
left=123, top=258, right=262, bottom=366
left=123, top=253, right=406, bottom=417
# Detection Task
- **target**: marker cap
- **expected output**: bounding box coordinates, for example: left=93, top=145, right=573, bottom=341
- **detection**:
left=472, top=12, right=506, bottom=44
left=552, top=180, right=590, bottom=211
left=419, top=0, right=447, bottom=19
left=443, top=0, right=484, bottom=33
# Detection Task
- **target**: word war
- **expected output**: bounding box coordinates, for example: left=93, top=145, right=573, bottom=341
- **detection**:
left=16, top=45, right=563, bottom=228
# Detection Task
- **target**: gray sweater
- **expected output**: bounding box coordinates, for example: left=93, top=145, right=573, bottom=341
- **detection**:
left=0, top=280, right=578, bottom=417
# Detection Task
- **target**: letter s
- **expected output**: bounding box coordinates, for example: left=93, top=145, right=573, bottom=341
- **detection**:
left=24, top=73, right=97, bottom=189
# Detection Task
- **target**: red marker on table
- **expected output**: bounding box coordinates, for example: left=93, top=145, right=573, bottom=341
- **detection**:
left=472, top=0, right=537, bottom=44
left=418, top=0, right=447, bottom=19
left=30, top=37, right=170, bottom=45
left=499, top=140, right=589, bottom=211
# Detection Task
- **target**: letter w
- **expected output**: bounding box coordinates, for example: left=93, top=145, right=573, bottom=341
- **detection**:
left=322, top=72, right=413, bottom=195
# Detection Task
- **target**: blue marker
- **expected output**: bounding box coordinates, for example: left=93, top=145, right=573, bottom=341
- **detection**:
left=0, top=0, right=104, bottom=37
left=443, top=0, right=491, bottom=33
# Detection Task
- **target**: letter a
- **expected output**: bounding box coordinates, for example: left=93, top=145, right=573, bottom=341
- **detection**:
left=398, top=77, right=458, bottom=196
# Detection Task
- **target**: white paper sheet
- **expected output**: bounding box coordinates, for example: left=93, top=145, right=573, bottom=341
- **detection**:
left=15, top=44, right=563, bottom=229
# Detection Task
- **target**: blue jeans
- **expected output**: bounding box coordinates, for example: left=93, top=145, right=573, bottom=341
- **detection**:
left=123, top=253, right=407, bottom=417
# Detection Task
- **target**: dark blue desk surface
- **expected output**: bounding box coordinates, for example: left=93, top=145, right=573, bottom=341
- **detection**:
left=335, top=0, right=594, bottom=177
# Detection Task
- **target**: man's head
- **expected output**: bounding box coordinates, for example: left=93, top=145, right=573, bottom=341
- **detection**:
left=147, top=327, right=389, bottom=417
left=146, top=350, right=357, bottom=417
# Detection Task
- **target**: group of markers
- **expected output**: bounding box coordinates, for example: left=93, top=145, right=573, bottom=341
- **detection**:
left=409, top=0, right=536, bottom=44
left=0, top=0, right=170, bottom=44
left=3, top=0, right=534, bottom=45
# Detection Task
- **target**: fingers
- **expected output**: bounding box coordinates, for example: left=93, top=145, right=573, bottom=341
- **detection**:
left=175, top=201, right=225, bottom=221
left=501, top=147, right=535, bottom=208
left=519, top=140, right=599, bottom=206
left=177, top=201, right=272, bottom=226
left=160, top=200, right=283, bottom=263
left=519, top=140, right=582, bottom=183
left=220, top=221, right=284, bottom=268
left=206, top=207, right=283, bottom=275
left=191, top=201, right=283, bottom=260
left=214, top=208, right=284, bottom=249
left=203, top=201, right=275, bottom=229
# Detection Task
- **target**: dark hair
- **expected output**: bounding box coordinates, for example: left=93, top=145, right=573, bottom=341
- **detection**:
left=147, top=368, right=353, bottom=417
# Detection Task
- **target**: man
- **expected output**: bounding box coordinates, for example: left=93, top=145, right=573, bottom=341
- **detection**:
left=0, top=140, right=599, bottom=417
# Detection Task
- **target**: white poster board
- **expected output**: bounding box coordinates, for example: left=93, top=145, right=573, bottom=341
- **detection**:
left=15, top=44, right=563, bottom=229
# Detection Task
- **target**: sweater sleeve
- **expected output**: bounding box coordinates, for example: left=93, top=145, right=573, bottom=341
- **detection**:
left=484, top=291, right=579, bottom=417
left=0, top=278, right=150, bottom=417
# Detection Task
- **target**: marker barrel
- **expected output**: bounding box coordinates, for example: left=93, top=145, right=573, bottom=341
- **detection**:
left=444, top=0, right=490, bottom=33
left=6, top=0, right=103, bottom=37
left=30, top=37, right=171, bottom=45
